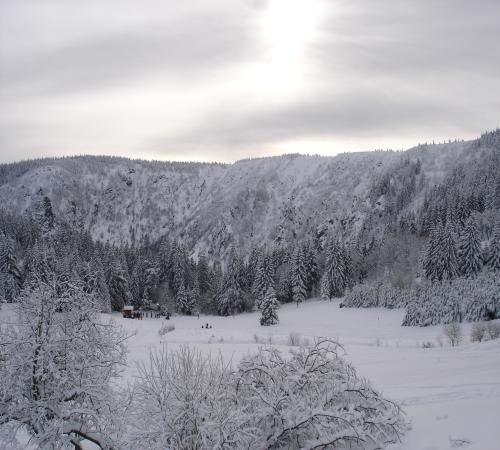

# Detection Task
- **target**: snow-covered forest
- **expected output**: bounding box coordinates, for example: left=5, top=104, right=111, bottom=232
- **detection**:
left=0, top=130, right=499, bottom=449
left=1, top=130, right=499, bottom=326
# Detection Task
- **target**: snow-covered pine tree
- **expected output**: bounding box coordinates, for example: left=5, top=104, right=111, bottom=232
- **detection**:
left=81, top=258, right=111, bottom=312
left=276, top=263, right=294, bottom=304
left=196, top=252, right=212, bottom=296
left=488, top=220, right=500, bottom=272
left=441, top=223, right=459, bottom=281
left=321, top=239, right=350, bottom=299
left=33, top=195, right=55, bottom=233
left=171, top=243, right=184, bottom=293
left=458, top=217, right=482, bottom=278
left=26, top=239, right=57, bottom=284
left=157, top=238, right=172, bottom=283
left=246, top=247, right=262, bottom=292
left=253, top=253, right=275, bottom=308
left=0, top=234, right=22, bottom=302
left=260, top=286, right=280, bottom=326
left=190, top=282, right=200, bottom=314
left=211, top=264, right=224, bottom=313
left=423, top=222, right=444, bottom=282
left=176, top=282, right=194, bottom=315
left=129, top=259, right=145, bottom=307
left=340, top=242, right=353, bottom=289
left=218, top=249, right=245, bottom=316
left=320, top=272, right=330, bottom=301
left=291, top=246, right=307, bottom=307
left=142, top=261, right=159, bottom=305
left=302, top=240, right=318, bottom=294
left=217, top=283, right=240, bottom=317
left=108, top=257, right=130, bottom=311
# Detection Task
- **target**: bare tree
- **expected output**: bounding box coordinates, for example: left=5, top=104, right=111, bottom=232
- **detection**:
left=443, top=322, right=463, bottom=346
left=470, top=322, right=487, bottom=342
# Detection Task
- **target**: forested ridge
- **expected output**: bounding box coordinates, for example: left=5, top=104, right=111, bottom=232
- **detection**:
left=1, top=130, right=499, bottom=325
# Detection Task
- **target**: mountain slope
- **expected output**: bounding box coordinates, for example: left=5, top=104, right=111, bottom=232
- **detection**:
left=0, top=133, right=497, bottom=259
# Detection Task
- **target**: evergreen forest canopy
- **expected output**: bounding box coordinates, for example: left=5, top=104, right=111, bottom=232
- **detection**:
left=0, top=130, right=499, bottom=326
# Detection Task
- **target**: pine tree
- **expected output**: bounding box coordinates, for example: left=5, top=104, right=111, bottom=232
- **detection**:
left=196, top=252, right=212, bottom=296
left=81, top=258, right=111, bottom=312
left=246, top=247, right=262, bottom=292
left=108, top=258, right=130, bottom=311
left=488, top=220, right=500, bottom=272
left=218, top=249, right=245, bottom=316
left=260, top=287, right=279, bottom=326
left=142, top=262, right=159, bottom=306
left=27, top=239, right=57, bottom=284
left=321, top=240, right=350, bottom=299
left=291, top=247, right=307, bottom=307
left=423, top=223, right=443, bottom=282
left=320, top=273, right=330, bottom=301
left=41, top=196, right=55, bottom=232
left=302, top=241, right=318, bottom=293
left=441, top=223, right=459, bottom=281
left=253, top=253, right=275, bottom=308
left=171, top=242, right=191, bottom=293
left=458, top=217, right=482, bottom=278
left=129, top=260, right=145, bottom=307
left=276, top=264, right=294, bottom=304
left=176, top=283, right=194, bottom=315
left=0, top=234, right=22, bottom=302
left=158, top=238, right=172, bottom=283
left=190, top=283, right=200, bottom=315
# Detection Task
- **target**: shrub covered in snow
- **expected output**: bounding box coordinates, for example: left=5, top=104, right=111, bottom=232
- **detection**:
left=402, top=274, right=500, bottom=326
left=126, top=345, right=238, bottom=450
left=443, top=322, right=462, bottom=347
left=485, top=321, right=500, bottom=340
left=126, top=339, right=407, bottom=449
left=343, top=281, right=412, bottom=309
left=287, top=331, right=302, bottom=346
left=469, top=320, right=500, bottom=343
left=236, top=338, right=407, bottom=449
left=470, top=322, right=488, bottom=342
left=158, top=322, right=175, bottom=335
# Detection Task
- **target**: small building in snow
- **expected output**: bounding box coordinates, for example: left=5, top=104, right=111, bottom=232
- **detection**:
left=122, top=305, right=135, bottom=318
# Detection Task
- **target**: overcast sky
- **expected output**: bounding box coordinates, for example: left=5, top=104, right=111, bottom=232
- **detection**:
left=0, top=0, right=499, bottom=163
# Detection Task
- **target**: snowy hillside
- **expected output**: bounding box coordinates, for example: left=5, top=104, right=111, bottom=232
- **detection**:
left=116, top=299, right=500, bottom=450
left=3, top=300, right=498, bottom=449
left=0, top=137, right=481, bottom=258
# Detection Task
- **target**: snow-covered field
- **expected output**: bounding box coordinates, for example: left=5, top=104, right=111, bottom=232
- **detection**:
left=1, top=300, right=499, bottom=449
left=116, top=299, right=500, bottom=450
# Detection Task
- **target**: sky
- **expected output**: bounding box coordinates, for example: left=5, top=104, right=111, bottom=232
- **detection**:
left=0, top=0, right=499, bottom=163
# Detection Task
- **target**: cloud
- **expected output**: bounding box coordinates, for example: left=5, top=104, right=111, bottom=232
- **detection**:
left=155, top=87, right=490, bottom=158
left=0, top=3, right=258, bottom=98
left=316, top=0, right=500, bottom=78
left=0, top=0, right=499, bottom=163
left=150, top=0, right=500, bottom=159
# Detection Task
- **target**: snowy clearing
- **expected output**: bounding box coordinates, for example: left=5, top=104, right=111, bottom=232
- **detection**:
left=115, top=299, right=500, bottom=450
left=1, top=300, right=499, bottom=450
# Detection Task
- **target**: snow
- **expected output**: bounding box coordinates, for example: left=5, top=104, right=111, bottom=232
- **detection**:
left=113, top=299, right=500, bottom=450
left=1, top=300, right=499, bottom=449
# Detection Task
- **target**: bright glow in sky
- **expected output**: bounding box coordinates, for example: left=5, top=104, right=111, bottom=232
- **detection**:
left=0, top=0, right=499, bottom=163
left=255, top=0, right=324, bottom=95
left=261, top=0, right=322, bottom=58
